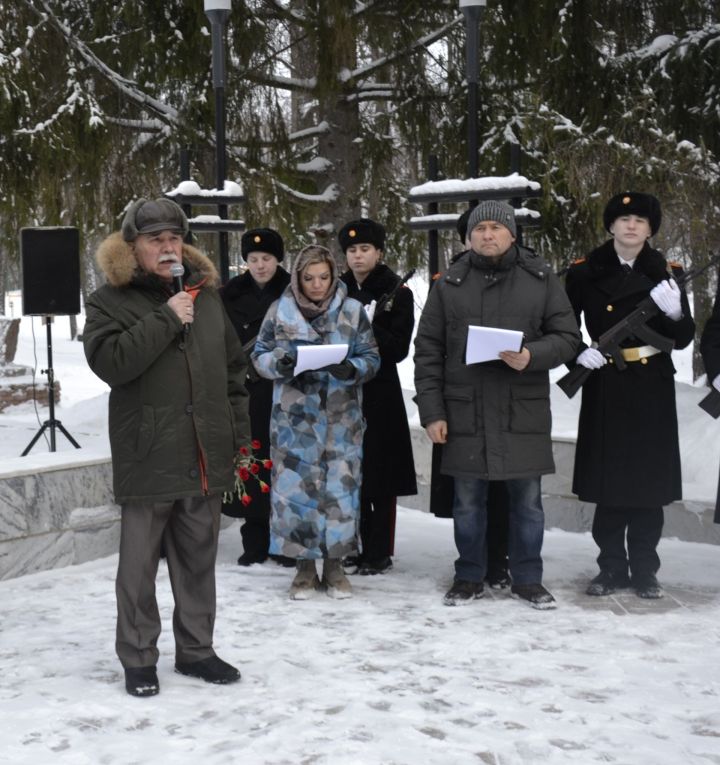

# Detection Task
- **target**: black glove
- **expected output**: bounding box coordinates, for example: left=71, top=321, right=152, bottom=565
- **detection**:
left=323, top=360, right=355, bottom=380
left=276, top=354, right=296, bottom=377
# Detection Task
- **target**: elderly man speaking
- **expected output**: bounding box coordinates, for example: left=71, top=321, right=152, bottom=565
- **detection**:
left=84, top=198, right=250, bottom=696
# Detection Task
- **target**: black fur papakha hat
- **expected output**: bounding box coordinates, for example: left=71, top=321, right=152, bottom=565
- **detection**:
left=603, top=192, right=662, bottom=236
left=456, top=208, right=472, bottom=243
left=338, top=218, right=385, bottom=253
left=241, top=228, right=284, bottom=262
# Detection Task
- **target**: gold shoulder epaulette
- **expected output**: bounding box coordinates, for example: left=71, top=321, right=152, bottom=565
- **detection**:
left=668, top=260, right=683, bottom=269
left=571, top=257, right=586, bottom=265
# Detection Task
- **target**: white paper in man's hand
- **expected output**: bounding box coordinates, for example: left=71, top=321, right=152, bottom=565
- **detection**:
left=466, top=326, right=523, bottom=364
left=294, top=344, right=349, bottom=375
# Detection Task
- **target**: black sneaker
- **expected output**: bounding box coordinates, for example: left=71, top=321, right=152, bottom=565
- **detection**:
left=511, top=583, right=556, bottom=610
left=175, top=655, right=241, bottom=685
left=125, top=666, right=159, bottom=697
left=632, top=573, right=664, bottom=599
left=486, top=566, right=511, bottom=589
left=237, top=552, right=267, bottom=566
left=586, top=571, right=631, bottom=596
left=342, top=555, right=363, bottom=575
left=358, top=557, right=393, bottom=575
left=443, top=579, right=484, bottom=606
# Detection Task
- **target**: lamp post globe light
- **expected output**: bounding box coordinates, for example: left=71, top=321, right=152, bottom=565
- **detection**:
left=459, top=0, right=486, bottom=183
left=204, top=0, right=232, bottom=283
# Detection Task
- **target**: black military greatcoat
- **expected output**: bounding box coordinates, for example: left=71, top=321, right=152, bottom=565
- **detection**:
left=220, top=266, right=290, bottom=518
left=565, top=240, right=695, bottom=507
left=341, top=263, right=418, bottom=499
left=700, top=282, right=720, bottom=522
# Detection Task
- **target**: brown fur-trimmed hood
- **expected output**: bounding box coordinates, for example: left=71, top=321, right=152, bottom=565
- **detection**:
left=95, top=231, right=220, bottom=288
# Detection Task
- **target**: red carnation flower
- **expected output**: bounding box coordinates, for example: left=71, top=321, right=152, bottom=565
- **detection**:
left=250, top=463, right=260, bottom=475
left=239, top=467, right=250, bottom=481
left=239, top=446, right=249, bottom=456
left=260, top=481, right=270, bottom=494
left=251, top=439, right=262, bottom=450
left=263, top=459, right=273, bottom=469
left=241, top=494, right=252, bottom=507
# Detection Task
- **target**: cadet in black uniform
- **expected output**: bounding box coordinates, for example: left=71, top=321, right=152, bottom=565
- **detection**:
left=565, top=193, right=694, bottom=598
left=221, top=228, right=293, bottom=567
left=339, top=218, right=418, bottom=574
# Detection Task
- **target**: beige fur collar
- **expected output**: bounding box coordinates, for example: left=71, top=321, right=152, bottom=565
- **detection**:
left=95, top=231, right=219, bottom=288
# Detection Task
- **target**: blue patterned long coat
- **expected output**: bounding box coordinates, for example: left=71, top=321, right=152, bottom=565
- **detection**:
left=252, top=281, right=380, bottom=559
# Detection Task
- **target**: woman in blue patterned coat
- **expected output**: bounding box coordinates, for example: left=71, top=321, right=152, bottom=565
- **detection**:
left=252, top=245, right=380, bottom=600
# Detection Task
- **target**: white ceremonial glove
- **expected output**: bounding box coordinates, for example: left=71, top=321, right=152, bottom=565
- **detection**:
left=713, top=374, right=720, bottom=393
left=576, top=347, right=607, bottom=369
left=650, top=279, right=682, bottom=321
left=364, top=300, right=377, bottom=322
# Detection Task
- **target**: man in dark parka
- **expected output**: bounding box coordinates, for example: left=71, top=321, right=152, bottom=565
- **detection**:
left=83, top=198, right=251, bottom=696
left=414, top=200, right=580, bottom=609
left=339, top=218, right=418, bottom=575
left=220, top=227, right=292, bottom=567
left=565, top=192, right=694, bottom=599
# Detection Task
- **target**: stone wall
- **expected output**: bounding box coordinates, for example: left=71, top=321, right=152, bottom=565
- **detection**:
left=405, top=429, right=720, bottom=546
left=1, top=429, right=718, bottom=581
left=0, top=456, right=119, bottom=581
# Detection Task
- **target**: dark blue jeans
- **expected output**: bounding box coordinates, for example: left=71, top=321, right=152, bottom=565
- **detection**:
left=452, top=476, right=545, bottom=586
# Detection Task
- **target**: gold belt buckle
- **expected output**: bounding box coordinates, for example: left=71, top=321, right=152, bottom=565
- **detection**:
left=621, top=347, right=641, bottom=362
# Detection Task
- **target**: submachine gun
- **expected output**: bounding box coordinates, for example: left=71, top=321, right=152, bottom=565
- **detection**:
left=372, top=268, right=416, bottom=320
left=557, top=254, right=720, bottom=400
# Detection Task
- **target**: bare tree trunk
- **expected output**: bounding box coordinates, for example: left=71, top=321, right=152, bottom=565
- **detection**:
left=289, top=0, right=315, bottom=136
left=0, top=250, right=6, bottom=317
left=314, top=0, right=360, bottom=259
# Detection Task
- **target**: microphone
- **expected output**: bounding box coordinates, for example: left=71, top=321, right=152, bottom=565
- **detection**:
left=170, top=262, right=190, bottom=335
left=170, top=262, right=185, bottom=295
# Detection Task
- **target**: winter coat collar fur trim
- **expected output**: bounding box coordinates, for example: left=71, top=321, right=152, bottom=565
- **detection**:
left=587, top=240, right=669, bottom=284
left=220, top=266, right=290, bottom=301
left=95, top=231, right=219, bottom=288
left=340, top=262, right=399, bottom=295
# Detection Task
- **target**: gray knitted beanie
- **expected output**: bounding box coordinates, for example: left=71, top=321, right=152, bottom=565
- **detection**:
left=466, top=200, right=517, bottom=238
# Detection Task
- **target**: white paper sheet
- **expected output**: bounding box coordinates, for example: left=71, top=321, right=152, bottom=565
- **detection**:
left=466, top=325, right=523, bottom=364
left=294, top=343, right=349, bottom=375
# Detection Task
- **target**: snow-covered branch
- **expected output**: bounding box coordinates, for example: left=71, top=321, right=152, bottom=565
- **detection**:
left=257, top=0, right=307, bottom=24
left=274, top=179, right=340, bottom=203
left=14, top=85, right=82, bottom=135
left=21, top=0, right=180, bottom=125
left=245, top=70, right=317, bottom=93
left=296, top=157, right=333, bottom=174
left=610, top=25, right=720, bottom=69
left=288, top=121, right=331, bottom=142
left=104, top=117, right=165, bottom=132
left=343, top=14, right=462, bottom=84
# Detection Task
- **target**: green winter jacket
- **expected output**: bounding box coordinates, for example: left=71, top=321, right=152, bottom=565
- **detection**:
left=83, top=233, right=250, bottom=503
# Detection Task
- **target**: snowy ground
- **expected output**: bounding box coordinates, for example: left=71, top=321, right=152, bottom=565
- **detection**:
left=2, top=300, right=720, bottom=763
left=1, top=512, right=720, bottom=765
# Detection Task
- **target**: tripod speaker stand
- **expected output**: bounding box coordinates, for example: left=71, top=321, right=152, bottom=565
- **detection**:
left=20, top=226, right=82, bottom=456
left=21, top=316, right=81, bottom=456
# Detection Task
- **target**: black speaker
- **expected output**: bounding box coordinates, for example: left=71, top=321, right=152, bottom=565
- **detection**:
left=21, top=227, right=81, bottom=316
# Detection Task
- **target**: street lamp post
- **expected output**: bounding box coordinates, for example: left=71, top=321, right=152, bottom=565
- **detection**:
left=204, top=0, right=232, bottom=283
left=460, top=0, right=486, bottom=185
